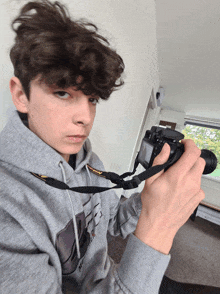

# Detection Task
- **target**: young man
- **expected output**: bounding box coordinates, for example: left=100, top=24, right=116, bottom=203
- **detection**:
left=0, top=1, right=206, bottom=293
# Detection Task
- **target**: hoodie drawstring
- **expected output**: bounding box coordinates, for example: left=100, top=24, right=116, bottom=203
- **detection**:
left=85, top=165, right=96, bottom=236
left=59, top=161, right=81, bottom=260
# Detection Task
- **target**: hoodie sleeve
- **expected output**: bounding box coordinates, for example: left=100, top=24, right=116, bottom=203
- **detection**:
left=108, top=191, right=143, bottom=238
left=0, top=208, right=63, bottom=294
left=86, top=233, right=170, bottom=294
left=116, top=233, right=170, bottom=293
left=104, top=192, right=171, bottom=293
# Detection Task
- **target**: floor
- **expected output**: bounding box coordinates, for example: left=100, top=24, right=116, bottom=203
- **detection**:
left=107, top=215, right=220, bottom=293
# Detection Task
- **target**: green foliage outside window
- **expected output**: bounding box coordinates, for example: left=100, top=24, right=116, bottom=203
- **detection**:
left=182, top=125, right=220, bottom=178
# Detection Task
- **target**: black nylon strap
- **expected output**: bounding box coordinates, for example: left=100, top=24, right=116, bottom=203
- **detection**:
left=45, top=176, right=120, bottom=193
left=31, top=159, right=175, bottom=194
left=135, top=162, right=168, bottom=182
left=30, top=152, right=179, bottom=194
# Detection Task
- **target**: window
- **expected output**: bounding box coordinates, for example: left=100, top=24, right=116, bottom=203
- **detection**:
left=182, top=122, right=220, bottom=180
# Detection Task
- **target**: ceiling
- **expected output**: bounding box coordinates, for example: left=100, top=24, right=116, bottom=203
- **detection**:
left=156, top=0, right=220, bottom=120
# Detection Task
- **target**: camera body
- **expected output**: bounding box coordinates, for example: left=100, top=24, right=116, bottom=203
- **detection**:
left=138, top=126, right=217, bottom=174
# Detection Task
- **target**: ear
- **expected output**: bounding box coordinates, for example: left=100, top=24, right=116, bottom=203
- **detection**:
left=9, top=77, right=29, bottom=113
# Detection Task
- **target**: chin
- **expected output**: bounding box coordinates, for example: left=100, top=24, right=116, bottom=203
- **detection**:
left=59, top=143, right=84, bottom=156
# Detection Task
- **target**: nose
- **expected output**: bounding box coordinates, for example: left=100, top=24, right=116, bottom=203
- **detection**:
left=72, top=96, right=95, bottom=127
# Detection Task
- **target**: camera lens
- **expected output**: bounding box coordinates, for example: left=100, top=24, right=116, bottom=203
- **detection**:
left=201, top=149, right=218, bottom=174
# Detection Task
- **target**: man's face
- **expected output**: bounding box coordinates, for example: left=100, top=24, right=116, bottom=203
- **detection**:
left=24, top=78, right=98, bottom=162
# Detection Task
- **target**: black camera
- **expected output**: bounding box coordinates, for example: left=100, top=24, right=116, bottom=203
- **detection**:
left=138, top=126, right=217, bottom=174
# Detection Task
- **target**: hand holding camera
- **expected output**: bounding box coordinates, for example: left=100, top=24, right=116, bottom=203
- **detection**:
left=135, top=137, right=207, bottom=255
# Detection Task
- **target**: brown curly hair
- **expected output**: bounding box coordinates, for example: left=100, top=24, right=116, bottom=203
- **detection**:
left=10, top=0, right=124, bottom=100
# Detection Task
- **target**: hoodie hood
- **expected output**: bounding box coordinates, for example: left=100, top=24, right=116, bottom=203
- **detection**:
left=0, top=110, right=97, bottom=261
left=0, top=110, right=93, bottom=182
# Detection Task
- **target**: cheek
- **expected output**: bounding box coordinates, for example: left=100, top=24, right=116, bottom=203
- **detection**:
left=29, top=102, right=59, bottom=136
left=42, top=107, right=64, bottom=135
left=91, top=108, right=96, bottom=123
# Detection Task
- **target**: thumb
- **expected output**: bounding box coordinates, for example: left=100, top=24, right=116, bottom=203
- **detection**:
left=153, top=143, right=171, bottom=167
left=145, top=143, right=171, bottom=186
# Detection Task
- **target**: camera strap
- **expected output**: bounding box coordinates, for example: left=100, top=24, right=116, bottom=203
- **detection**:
left=30, top=152, right=179, bottom=194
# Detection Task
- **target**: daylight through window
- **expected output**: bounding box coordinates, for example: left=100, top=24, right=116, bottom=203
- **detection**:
left=182, top=123, right=220, bottom=179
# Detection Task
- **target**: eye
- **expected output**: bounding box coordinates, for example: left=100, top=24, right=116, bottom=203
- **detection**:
left=54, top=91, right=70, bottom=99
left=89, top=97, right=99, bottom=105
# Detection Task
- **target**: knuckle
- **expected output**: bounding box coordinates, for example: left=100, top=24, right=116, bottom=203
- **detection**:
left=195, top=146, right=201, bottom=158
left=185, top=138, right=196, bottom=147
left=184, top=139, right=200, bottom=156
left=188, top=138, right=195, bottom=144
left=199, top=157, right=206, bottom=165
left=189, top=142, right=201, bottom=156
left=200, top=189, right=205, bottom=199
left=197, top=189, right=205, bottom=201
left=192, top=147, right=201, bottom=161
left=198, top=157, right=206, bottom=169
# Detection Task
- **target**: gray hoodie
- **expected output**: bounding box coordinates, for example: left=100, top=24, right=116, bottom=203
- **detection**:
left=0, top=110, right=170, bottom=294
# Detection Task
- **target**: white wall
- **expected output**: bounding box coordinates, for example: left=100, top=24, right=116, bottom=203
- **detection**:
left=156, top=0, right=220, bottom=120
left=0, top=0, right=17, bottom=129
left=0, top=0, right=160, bottom=180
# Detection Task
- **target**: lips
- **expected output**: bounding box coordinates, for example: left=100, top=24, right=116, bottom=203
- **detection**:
left=66, top=135, right=87, bottom=143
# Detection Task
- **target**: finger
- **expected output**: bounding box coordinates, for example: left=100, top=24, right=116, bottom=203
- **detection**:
left=145, top=143, right=170, bottom=185
left=189, top=157, right=206, bottom=183
left=171, top=139, right=201, bottom=175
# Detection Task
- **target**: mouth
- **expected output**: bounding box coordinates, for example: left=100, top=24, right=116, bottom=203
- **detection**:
left=66, top=135, right=87, bottom=143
